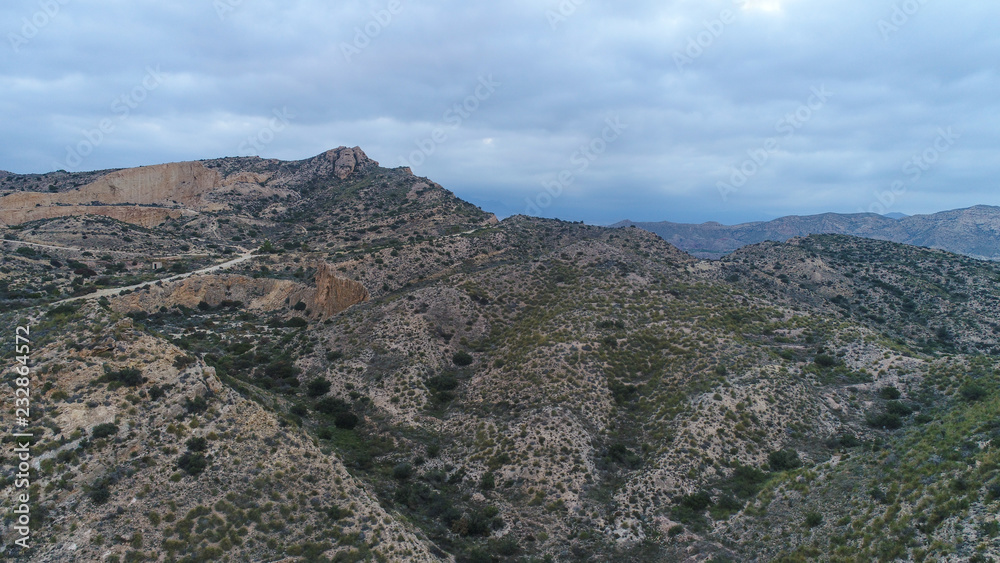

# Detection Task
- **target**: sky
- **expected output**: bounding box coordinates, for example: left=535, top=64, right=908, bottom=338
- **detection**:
left=2, top=1, right=998, bottom=225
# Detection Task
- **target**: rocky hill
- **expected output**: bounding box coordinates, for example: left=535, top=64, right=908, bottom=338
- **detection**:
left=615, top=205, right=1000, bottom=260
left=2, top=150, right=1000, bottom=562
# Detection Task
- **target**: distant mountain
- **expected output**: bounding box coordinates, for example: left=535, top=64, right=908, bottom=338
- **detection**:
left=613, top=205, right=1000, bottom=260
left=883, top=212, right=908, bottom=220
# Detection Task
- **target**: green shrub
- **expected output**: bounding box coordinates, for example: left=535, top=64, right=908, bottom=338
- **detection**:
left=334, top=412, right=359, bottom=430
left=92, top=423, right=119, bottom=439
left=814, top=354, right=837, bottom=368
left=452, top=351, right=473, bottom=366
left=805, top=511, right=823, bottom=528
left=185, top=437, right=208, bottom=452
left=393, top=462, right=413, bottom=480
left=960, top=383, right=988, bottom=402
left=306, top=378, right=331, bottom=397
left=866, top=412, right=903, bottom=429
left=768, top=449, right=802, bottom=471
left=885, top=401, right=913, bottom=416
left=878, top=386, right=901, bottom=400
left=315, top=397, right=350, bottom=415
left=177, top=452, right=207, bottom=476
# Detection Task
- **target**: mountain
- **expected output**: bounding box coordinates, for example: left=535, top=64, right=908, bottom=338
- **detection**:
left=613, top=205, right=1000, bottom=260
left=3, top=149, right=1000, bottom=562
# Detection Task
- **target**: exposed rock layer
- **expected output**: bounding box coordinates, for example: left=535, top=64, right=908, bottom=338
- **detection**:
left=111, top=264, right=369, bottom=320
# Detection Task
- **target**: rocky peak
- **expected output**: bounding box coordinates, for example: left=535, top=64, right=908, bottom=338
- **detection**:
left=318, top=146, right=378, bottom=180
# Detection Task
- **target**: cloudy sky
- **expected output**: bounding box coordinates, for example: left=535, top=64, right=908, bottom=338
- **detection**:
left=2, top=1, right=998, bottom=224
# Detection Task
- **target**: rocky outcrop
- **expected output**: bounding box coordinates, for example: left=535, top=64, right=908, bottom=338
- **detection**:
left=307, top=262, right=371, bottom=317
left=0, top=205, right=195, bottom=228
left=0, top=161, right=222, bottom=226
left=321, top=146, right=379, bottom=180
left=111, top=264, right=368, bottom=320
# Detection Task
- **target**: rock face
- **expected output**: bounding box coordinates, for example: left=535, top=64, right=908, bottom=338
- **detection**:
left=0, top=161, right=222, bottom=226
left=0, top=148, right=379, bottom=227
left=323, top=146, right=379, bottom=180
left=111, top=264, right=368, bottom=320
left=308, top=262, right=371, bottom=317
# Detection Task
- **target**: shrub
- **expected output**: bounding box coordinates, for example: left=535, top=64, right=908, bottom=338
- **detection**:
left=89, top=483, right=111, bottom=504
left=805, top=511, right=823, bottom=528
left=878, top=386, right=901, bottom=400
left=866, top=412, right=903, bottom=429
left=177, top=452, right=207, bottom=476
left=452, top=351, right=473, bottom=366
left=393, top=462, right=413, bottom=480
left=185, top=437, right=208, bottom=452
left=480, top=471, right=496, bottom=491
left=306, top=378, right=331, bottom=397
left=184, top=395, right=209, bottom=414
left=960, top=383, right=988, bottom=402
left=92, top=423, right=119, bottom=439
left=285, top=317, right=308, bottom=328
left=814, top=354, right=837, bottom=368
left=106, top=367, right=144, bottom=387
left=768, top=449, right=802, bottom=471
left=315, top=397, right=350, bottom=415
left=334, top=411, right=359, bottom=430
left=885, top=401, right=913, bottom=416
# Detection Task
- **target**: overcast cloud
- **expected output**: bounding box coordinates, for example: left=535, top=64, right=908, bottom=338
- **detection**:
left=2, top=0, right=998, bottom=224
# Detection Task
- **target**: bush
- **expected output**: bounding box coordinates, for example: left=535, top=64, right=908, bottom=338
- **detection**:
left=885, top=401, right=913, bottom=416
left=814, top=354, right=837, bottom=368
left=805, top=511, right=823, bottom=528
left=177, top=452, right=207, bottom=476
left=393, top=462, right=413, bottom=480
left=960, top=383, right=988, bottom=402
left=306, top=378, right=331, bottom=397
left=866, top=412, right=903, bottom=429
left=878, top=386, right=901, bottom=400
left=106, top=367, right=144, bottom=387
left=452, top=351, right=473, bottom=366
left=185, top=437, right=208, bottom=452
left=768, top=449, right=802, bottom=471
left=92, top=423, right=119, bottom=439
left=285, top=317, right=308, bottom=328
left=184, top=395, right=209, bottom=414
left=89, top=483, right=111, bottom=504
left=480, top=471, right=496, bottom=491
left=315, top=397, right=350, bottom=415
left=727, top=465, right=769, bottom=498
left=334, top=411, right=359, bottom=430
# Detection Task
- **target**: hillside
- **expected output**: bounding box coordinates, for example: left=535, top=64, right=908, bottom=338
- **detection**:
left=615, top=205, right=1000, bottom=260
left=2, top=151, right=1000, bottom=562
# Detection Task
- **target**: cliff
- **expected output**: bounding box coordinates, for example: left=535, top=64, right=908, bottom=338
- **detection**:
left=111, top=264, right=368, bottom=320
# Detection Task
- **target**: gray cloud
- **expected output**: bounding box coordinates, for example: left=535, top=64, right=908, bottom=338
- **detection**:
left=2, top=0, right=998, bottom=224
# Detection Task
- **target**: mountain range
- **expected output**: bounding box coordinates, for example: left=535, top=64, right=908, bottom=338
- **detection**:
left=613, top=205, right=1000, bottom=260
left=3, top=148, right=1000, bottom=562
